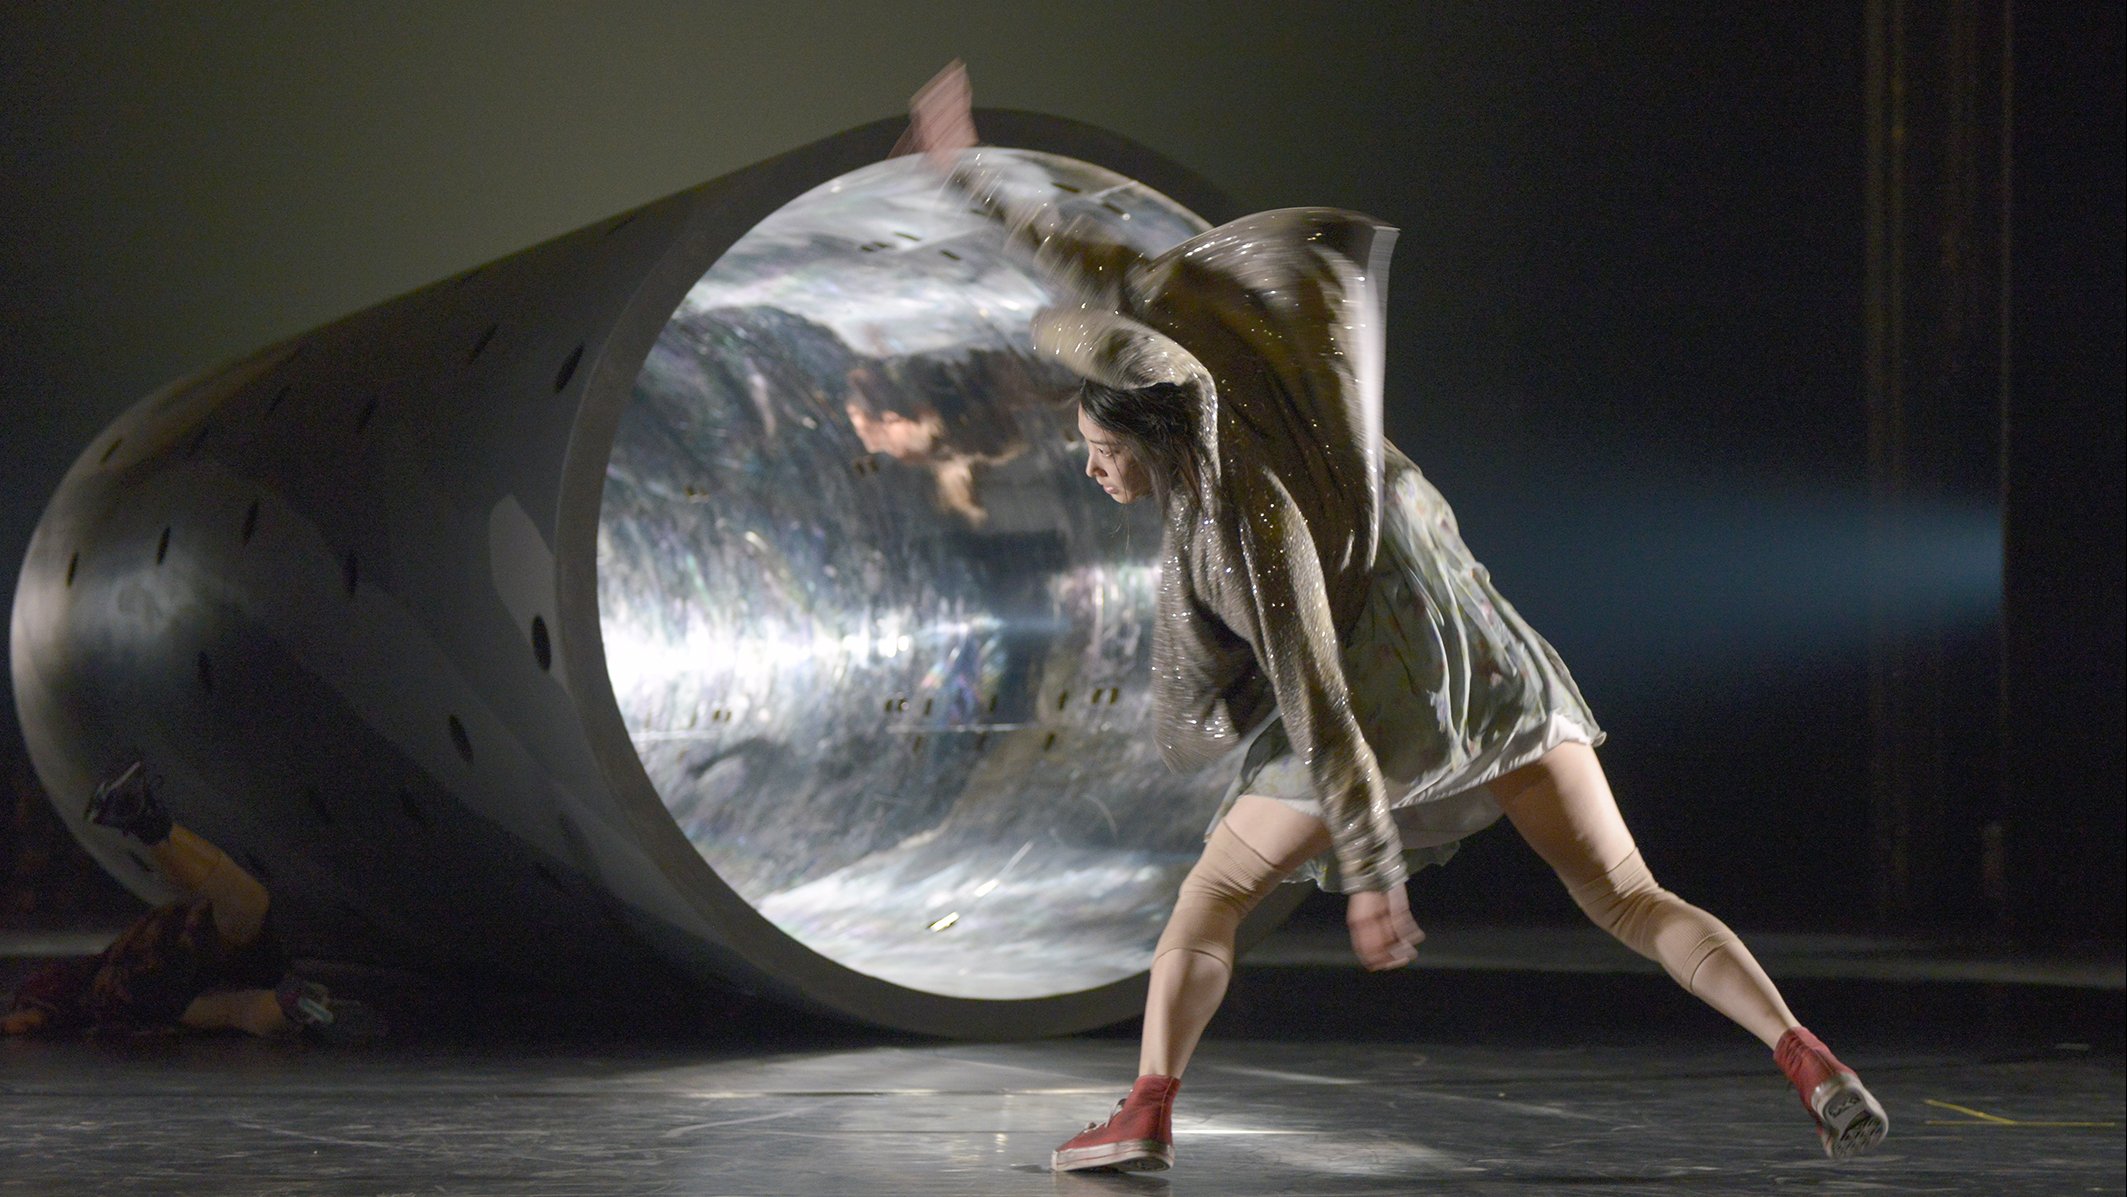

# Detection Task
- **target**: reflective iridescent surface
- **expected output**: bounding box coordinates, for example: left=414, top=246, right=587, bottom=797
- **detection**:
left=597, top=153, right=1228, bottom=998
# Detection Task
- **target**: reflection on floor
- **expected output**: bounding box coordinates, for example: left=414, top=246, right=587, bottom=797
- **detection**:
left=2, top=926, right=2120, bottom=1197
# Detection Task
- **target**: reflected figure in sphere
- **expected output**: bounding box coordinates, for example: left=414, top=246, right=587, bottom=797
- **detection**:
left=843, top=352, right=1034, bottom=525
left=898, top=61, right=1888, bottom=1172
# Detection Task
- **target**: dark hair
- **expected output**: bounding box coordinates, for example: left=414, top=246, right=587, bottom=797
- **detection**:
left=1076, top=380, right=1202, bottom=503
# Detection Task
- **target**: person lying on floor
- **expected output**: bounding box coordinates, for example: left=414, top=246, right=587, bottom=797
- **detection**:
left=3, top=762, right=378, bottom=1044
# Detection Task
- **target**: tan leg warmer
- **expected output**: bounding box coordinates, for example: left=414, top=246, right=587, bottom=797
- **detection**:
left=1139, top=798, right=1330, bottom=1077
left=1495, top=743, right=1800, bottom=1049
left=1564, top=847, right=1797, bottom=1045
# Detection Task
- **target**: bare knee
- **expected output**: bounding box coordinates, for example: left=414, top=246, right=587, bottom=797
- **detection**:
left=1490, top=741, right=1601, bottom=813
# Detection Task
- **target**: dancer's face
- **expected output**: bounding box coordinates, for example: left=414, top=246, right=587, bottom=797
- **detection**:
left=1078, top=407, right=1150, bottom=503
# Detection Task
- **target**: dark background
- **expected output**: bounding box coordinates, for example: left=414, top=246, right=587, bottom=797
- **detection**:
left=2, top=3, right=2118, bottom=946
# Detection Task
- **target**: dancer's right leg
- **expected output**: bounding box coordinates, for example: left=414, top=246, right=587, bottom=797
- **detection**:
left=1140, top=796, right=1330, bottom=1076
left=1057, top=797, right=1328, bottom=1173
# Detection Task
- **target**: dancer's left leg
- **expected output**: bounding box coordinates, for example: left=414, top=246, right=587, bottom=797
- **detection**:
left=1488, top=742, right=1797, bottom=1047
left=1489, top=742, right=1887, bottom=1157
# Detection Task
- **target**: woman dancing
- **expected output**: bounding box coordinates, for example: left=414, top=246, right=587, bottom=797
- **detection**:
left=898, top=63, right=1888, bottom=1172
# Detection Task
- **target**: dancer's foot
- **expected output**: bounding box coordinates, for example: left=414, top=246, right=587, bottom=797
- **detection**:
left=84, top=762, right=171, bottom=845
left=274, top=976, right=385, bottom=1046
left=1776, top=1027, right=1888, bottom=1159
left=1051, top=1074, right=1180, bottom=1173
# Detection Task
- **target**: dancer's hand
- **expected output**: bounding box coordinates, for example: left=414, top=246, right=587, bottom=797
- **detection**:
left=892, top=59, right=978, bottom=169
left=1347, top=883, right=1424, bottom=971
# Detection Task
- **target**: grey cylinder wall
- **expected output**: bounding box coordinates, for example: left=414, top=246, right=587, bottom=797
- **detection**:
left=9, top=113, right=1304, bottom=1037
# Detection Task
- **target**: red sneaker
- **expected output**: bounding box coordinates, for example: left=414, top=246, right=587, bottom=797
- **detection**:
left=1776, top=1027, right=1888, bottom=1159
left=1051, top=1074, right=1181, bottom=1172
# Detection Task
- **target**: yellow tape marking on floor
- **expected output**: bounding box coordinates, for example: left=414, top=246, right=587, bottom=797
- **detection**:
left=1923, top=1098, right=2120, bottom=1128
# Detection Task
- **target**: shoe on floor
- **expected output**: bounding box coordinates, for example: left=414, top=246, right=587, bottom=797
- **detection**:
left=1777, top=1026, right=1889, bottom=1159
left=275, top=975, right=386, bottom=1046
left=1052, top=1074, right=1180, bottom=1173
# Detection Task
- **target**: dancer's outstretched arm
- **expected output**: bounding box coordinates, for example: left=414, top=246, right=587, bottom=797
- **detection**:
left=896, top=60, right=1148, bottom=310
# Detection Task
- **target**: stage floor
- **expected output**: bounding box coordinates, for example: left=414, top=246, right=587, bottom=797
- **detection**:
left=3, top=926, right=2120, bottom=1196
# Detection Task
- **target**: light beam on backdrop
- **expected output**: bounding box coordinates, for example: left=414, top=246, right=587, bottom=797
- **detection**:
left=1474, top=487, right=2000, bottom=681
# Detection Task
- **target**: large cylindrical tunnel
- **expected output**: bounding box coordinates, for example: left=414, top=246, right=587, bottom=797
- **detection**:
left=7, top=113, right=1307, bottom=1037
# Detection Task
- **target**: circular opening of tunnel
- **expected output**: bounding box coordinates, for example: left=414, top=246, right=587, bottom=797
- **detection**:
left=597, top=152, right=1239, bottom=1000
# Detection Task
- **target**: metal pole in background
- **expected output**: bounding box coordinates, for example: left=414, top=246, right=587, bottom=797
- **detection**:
left=1864, top=0, right=2011, bottom=927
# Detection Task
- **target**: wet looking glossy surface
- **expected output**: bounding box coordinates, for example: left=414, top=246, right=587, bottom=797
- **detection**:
left=2, top=932, right=2119, bottom=1196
